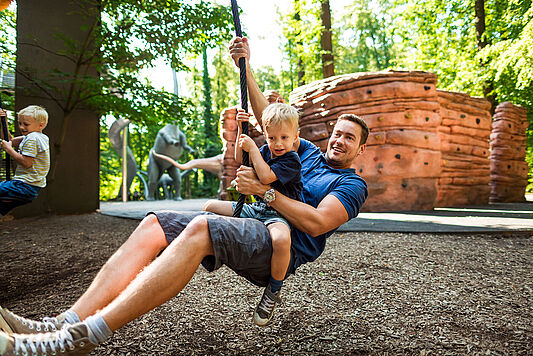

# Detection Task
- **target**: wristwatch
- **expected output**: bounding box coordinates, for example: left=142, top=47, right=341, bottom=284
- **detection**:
left=263, top=188, right=276, bottom=204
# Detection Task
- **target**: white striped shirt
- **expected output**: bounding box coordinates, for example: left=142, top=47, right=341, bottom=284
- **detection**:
left=13, top=132, right=50, bottom=188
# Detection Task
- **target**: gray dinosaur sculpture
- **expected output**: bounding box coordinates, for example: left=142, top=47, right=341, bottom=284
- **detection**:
left=147, top=123, right=194, bottom=200
left=108, top=118, right=137, bottom=200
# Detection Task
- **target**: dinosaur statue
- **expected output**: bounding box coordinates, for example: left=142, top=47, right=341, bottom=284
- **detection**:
left=147, top=123, right=194, bottom=200
left=108, top=118, right=137, bottom=200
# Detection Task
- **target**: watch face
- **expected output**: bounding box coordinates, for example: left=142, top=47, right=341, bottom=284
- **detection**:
left=264, top=189, right=275, bottom=203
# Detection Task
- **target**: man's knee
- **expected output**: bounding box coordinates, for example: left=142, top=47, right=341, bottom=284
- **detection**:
left=178, top=215, right=214, bottom=255
left=127, top=214, right=168, bottom=251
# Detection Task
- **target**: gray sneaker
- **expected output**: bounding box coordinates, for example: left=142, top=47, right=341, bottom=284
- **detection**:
left=0, top=323, right=96, bottom=356
left=0, top=307, right=67, bottom=335
left=253, top=285, right=282, bottom=326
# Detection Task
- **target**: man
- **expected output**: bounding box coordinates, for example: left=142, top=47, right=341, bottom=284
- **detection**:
left=0, top=37, right=368, bottom=356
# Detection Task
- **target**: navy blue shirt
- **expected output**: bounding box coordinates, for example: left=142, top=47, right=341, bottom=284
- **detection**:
left=253, top=145, right=303, bottom=203
left=291, top=139, right=368, bottom=270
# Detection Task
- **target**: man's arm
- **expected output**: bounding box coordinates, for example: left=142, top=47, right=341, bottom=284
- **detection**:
left=229, top=37, right=269, bottom=125
left=235, top=166, right=349, bottom=237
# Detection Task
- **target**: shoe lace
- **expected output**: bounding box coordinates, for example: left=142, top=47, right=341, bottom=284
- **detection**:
left=257, top=293, right=276, bottom=317
left=16, top=315, right=60, bottom=332
left=14, top=327, right=75, bottom=355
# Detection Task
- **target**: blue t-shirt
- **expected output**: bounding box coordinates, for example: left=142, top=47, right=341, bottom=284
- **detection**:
left=253, top=145, right=303, bottom=203
left=291, top=139, right=368, bottom=270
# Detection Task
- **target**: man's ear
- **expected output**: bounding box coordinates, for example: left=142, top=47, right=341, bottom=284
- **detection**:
left=357, top=144, right=366, bottom=157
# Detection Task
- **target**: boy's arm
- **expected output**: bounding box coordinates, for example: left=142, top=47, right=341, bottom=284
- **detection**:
left=235, top=166, right=350, bottom=237
left=10, top=136, right=23, bottom=148
left=247, top=147, right=277, bottom=184
left=0, top=140, right=34, bottom=169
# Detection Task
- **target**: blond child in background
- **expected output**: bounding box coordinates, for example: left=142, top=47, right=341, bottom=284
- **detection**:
left=0, top=105, right=50, bottom=215
left=203, top=103, right=302, bottom=326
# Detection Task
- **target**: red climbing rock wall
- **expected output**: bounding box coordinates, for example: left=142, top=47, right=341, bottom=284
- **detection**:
left=489, top=102, right=529, bottom=202
left=219, top=76, right=529, bottom=210
left=436, top=91, right=492, bottom=207
left=290, top=71, right=441, bottom=211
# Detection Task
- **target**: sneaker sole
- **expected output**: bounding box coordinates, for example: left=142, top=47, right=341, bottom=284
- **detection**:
left=0, top=310, right=14, bottom=334
left=253, top=312, right=271, bottom=327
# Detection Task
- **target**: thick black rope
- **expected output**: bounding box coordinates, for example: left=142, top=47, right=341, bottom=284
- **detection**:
left=0, top=94, right=10, bottom=181
left=230, top=0, right=249, bottom=217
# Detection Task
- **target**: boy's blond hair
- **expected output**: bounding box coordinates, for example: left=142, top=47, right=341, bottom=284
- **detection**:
left=262, top=103, right=299, bottom=132
left=18, top=105, right=49, bottom=128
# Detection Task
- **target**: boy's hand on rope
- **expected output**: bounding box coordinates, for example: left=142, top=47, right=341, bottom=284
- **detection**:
left=229, top=36, right=250, bottom=68
left=238, top=134, right=255, bottom=153
left=1, top=139, right=13, bottom=152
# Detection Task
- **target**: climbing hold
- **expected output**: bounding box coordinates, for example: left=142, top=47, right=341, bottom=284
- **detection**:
left=460, top=114, right=466, bottom=118
left=424, top=135, right=428, bottom=139
left=476, top=118, right=480, bottom=124
left=404, top=113, right=411, bottom=119
left=395, top=154, right=401, bottom=159
left=401, top=183, right=407, bottom=188
left=377, top=117, right=384, bottom=122
left=366, top=89, right=372, bottom=94
left=425, top=117, right=430, bottom=122
left=424, top=85, right=431, bottom=90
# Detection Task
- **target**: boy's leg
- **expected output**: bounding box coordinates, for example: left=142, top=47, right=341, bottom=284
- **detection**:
left=253, top=222, right=291, bottom=327
left=203, top=199, right=234, bottom=216
left=267, top=222, right=292, bottom=282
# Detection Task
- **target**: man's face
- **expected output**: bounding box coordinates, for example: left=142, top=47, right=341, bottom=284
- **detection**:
left=325, top=119, right=365, bottom=169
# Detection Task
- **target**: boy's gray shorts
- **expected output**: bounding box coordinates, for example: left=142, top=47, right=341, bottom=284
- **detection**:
left=149, top=210, right=294, bottom=287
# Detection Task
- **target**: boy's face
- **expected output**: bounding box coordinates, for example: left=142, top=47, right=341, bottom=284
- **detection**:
left=264, top=121, right=299, bottom=158
left=18, top=116, right=44, bottom=136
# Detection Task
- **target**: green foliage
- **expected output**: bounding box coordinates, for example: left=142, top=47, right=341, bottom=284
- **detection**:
left=279, top=0, right=324, bottom=90
left=336, top=0, right=396, bottom=73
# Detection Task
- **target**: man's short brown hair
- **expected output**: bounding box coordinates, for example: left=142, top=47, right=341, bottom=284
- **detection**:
left=337, top=114, right=369, bottom=145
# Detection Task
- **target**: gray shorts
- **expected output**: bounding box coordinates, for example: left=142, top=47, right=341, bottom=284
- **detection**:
left=233, top=201, right=290, bottom=228
left=150, top=210, right=294, bottom=287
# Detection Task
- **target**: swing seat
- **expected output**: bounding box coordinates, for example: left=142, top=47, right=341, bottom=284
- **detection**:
left=0, top=196, right=31, bottom=215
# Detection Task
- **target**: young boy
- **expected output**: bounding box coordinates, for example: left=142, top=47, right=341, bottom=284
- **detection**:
left=203, top=102, right=302, bottom=326
left=0, top=105, right=50, bottom=215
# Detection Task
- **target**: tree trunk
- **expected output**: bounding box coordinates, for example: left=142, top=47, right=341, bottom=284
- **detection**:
left=294, top=0, right=305, bottom=86
left=320, top=0, right=334, bottom=78
left=474, top=0, right=496, bottom=114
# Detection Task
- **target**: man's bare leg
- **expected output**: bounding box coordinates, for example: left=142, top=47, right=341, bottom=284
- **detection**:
left=98, top=215, right=214, bottom=331
left=70, top=214, right=170, bottom=321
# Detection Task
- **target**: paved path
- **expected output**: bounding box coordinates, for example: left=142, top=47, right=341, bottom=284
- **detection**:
left=99, top=196, right=533, bottom=233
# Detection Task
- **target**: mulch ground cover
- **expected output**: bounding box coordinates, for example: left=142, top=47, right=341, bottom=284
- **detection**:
left=1, top=213, right=532, bottom=355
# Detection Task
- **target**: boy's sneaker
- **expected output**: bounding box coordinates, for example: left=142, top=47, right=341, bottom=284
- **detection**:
left=0, top=307, right=67, bottom=334
left=253, top=285, right=282, bottom=326
left=0, top=323, right=96, bottom=356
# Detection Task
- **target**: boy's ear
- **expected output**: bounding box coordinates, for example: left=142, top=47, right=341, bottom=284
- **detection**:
left=39, top=122, right=46, bottom=129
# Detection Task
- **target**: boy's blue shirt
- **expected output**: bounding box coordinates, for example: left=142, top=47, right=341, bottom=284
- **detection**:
left=254, top=144, right=303, bottom=203
left=291, top=138, right=368, bottom=269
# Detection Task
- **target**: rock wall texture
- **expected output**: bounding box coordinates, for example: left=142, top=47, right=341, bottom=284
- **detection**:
left=489, top=102, right=529, bottom=203
left=219, top=72, right=530, bottom=211
left=436, top=91, right=492, bottom=207
left=290, top=71, right=441, bottom=212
